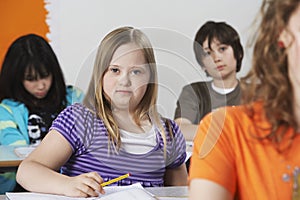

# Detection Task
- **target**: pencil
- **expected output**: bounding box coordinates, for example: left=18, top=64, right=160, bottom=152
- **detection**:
left=100, top=173, right=131, bottom=187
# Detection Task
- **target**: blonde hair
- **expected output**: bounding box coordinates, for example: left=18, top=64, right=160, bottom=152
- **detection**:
left=84, top=26, right=172, bottom=152
left=241, top=0, right=299, bottom=143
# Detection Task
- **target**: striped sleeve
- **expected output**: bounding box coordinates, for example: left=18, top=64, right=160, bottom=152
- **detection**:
left=50, top=103, right=88, bottom=155
left=165, top=119, right=187, bottom=168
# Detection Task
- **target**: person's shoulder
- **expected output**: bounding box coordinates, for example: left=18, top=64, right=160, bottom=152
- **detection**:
left=66, top=85, right=82, bottom=92
left=180, top=81, right=211, bottom=93
left=185, top=81, right=210, bottom=88
left=1, top=98, right=22, bottom=106
left=65, top=85, right=84, bottom=104
left=64, top=103, right=91, bottom=114
left=205, top=104, right=252, bottom=128
left=203, top=102, right=269, bottom=142
left=0, top=99, right=26, bottom=113
left=213, top=104, right=245, bottom=116
left=161, top=117, right=182, bottom=136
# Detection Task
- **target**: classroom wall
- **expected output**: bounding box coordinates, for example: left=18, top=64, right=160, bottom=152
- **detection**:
left=0, top=0, right=49, bottom=68
left=49, top=1, right=261, bottom=118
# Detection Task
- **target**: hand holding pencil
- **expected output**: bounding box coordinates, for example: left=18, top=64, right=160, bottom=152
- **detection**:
left=62, top=172, right=131, bottom=197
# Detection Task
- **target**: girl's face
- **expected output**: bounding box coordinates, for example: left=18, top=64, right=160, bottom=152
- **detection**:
left=103, top=43, right=150, bottom=112
left=280, top=4, right=300, bottom=87
left=23, top=70, right=53, bottom=99
left=202, top=38, right=237, bottom=80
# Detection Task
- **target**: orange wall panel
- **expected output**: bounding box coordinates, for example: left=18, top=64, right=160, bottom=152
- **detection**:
left=0, top=0, right=49, bottom=70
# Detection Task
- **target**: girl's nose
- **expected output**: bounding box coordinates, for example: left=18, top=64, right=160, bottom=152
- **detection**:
left=36, top=79, right=46, bottom=89
left=118, top=73, right=131, bottom=86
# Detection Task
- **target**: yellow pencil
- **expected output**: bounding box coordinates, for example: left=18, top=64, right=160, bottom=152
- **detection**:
left=100, top=173, right=131, bottom=187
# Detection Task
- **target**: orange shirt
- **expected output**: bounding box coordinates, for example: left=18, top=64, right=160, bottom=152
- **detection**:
left=189, top=102, right=300, bottom=200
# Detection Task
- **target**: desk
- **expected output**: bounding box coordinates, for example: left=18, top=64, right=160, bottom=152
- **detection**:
left=147, top=186, right=188, bottom=199
left=1, top=186, right=188, bottom=200
left=0, top=146, right=25, bottom=172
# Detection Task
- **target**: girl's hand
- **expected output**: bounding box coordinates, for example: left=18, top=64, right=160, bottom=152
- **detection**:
left=63, top=172, right=105, bottom=197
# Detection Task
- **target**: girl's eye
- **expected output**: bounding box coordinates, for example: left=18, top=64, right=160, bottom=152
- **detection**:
left=40, top=72, right=50, bottom=78
left=132, top=69, right=142, bottom=75
left=24, top=75, right=36, bottom=81
left=204, top=51, right=211, bottom=56
left=110, top=67, right=119, bottom=73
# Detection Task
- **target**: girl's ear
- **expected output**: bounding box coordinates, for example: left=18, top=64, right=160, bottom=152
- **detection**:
left=278, top=28, right=290, bottom=48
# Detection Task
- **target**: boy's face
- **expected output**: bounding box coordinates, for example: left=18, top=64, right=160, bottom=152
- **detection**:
left=202, top=38, right=237, bottom=80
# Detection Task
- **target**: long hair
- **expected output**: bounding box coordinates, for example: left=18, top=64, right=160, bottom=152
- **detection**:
left=0, top=34, right=67, bottom=112
left=84, top=26, right=172, bottom=151
left=193, top=21, right=244, bottom=74
left=241, top=0, right=300, bottom=142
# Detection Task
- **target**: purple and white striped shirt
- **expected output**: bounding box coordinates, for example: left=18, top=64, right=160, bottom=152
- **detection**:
left=50, top=103, right=186, bottom=187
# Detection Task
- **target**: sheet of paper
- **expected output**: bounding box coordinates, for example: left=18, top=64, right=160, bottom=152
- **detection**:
left=14, top=146, right=35, bottom=158
left=6, top=192, right=90, bottom=200
left=6, top=183, right=156, bottom=200
left=99, top=188, right=157, bottom=200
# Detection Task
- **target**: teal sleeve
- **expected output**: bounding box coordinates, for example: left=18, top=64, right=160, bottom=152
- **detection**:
left=0, top=104, right=27, bottom=145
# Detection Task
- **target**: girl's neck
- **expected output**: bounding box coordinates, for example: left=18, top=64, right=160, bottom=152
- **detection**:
left=212, top=78, right=238, bottom=89
left=112, top=110, right=151, bottom=133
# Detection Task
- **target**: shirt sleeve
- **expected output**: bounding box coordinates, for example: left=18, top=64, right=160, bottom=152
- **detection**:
left=0, top=104, right=27, bottom=145
left=165, top=119, right=187, bottom=168
left=189, top=108, right=237, bottom=196
left=50, top=103, right=87, bottom=155
left=174, top=84, right=201, bottom=124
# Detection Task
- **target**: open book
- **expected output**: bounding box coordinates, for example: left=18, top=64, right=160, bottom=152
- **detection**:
left=6, top=183, right=158, bottom=200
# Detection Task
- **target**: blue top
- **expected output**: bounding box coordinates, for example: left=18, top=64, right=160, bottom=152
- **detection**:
left=0, top=86, right=84, bottom=145
left=0, top=85, right=84, bottom=194
left=51, top=103, right=186, bottom=187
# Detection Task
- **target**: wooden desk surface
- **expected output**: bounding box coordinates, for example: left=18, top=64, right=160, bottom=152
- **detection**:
left=0, top=146, right=23, bottom=167
left=0, top=145, right=26, bottom=173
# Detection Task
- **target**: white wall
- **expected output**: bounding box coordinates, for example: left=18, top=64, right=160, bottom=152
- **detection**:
left=46, top=0, right=261, bottom=118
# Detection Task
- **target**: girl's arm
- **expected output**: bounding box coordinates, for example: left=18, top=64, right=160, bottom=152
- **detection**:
left=164, top=163, right=188, bottom=186
left=0, top=104, right=28, bottom=145
left=16, top=130, right=104, bottom=197
left=189, top=179, right=232, bottom=200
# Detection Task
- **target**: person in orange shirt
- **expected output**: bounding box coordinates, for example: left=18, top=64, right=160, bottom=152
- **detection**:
left=189, top=0, right=300, bottom=199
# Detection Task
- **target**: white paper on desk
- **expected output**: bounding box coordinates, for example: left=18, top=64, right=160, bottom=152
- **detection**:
left=6, top=183, right=157, bottom=200
left=100, top=187, right=157, bottom=200
left=100, top=182, right=144, bottom=196
left=6, top=192, right=88, bottom=200
left=14, top=146, right=35, bottom=158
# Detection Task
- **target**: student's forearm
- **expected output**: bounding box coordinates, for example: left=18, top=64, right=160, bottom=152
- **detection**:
left=164, top=164, right=188, bottom=186
left=17, top=160, right=69, bottom=195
